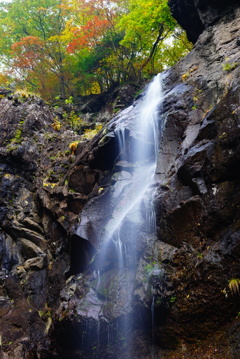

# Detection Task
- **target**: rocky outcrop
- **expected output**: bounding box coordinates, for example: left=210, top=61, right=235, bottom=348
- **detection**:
left=1, top=2, right=240, bottom=359
left=52, top=4, right=240, bottom=359
left=168, top=0, right=239, bottom=43
left=0, top=87, right=142, bottom=358
left=152, top=5, right=240, bottom=358
left=0, top=92, right=84, bottom=358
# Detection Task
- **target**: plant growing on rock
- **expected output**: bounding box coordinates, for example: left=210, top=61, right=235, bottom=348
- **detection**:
left=82, top=124, right=103, bottom=140
left=69, top=140, right=80, bottom=154
left=222, top=62, right=238, bottom=72
left=52, top=119, right=62, bottom=131
left=63, top=111, right=86, bottom=132
left=181, top=66, right=198, bottom=81
left=228, top=278, right=240, bottom=294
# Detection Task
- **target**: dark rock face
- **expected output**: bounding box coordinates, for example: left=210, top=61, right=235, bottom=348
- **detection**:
left=1, top=3, right=240, bottom=359
left=0, top=88, right=143, bottom=358
left=54, top=5, right=240, bottom=358
left=0, top=93, right=80, bottom=358
left=168, top=0, right=239, bottom=43
left=152, top=6, right=240, bottom=357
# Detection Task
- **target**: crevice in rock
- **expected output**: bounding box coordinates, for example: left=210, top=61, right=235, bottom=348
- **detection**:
left=66, top=234, right=96, bottom=278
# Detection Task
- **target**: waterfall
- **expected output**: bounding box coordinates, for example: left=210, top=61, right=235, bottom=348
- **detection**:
left=108, top=75, right=160, bottom=258
left=76, top=73, right=164, bottom=357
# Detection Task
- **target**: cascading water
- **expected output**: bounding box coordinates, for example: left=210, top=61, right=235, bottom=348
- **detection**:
left=99, top=73, right=162, bottom=260
left=76, top=73, right=164, bottom=358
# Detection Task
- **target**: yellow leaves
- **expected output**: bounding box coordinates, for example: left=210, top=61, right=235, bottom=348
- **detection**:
left=84, top=81, right=101, bottom=95
left=43, top=181, right=58, bottom=189
left=0, top=72, right=10, bottom=86
left=57, top=20, right=77, bottom=44
left=48, top=35, right=60, bottom=43
left=228, top=278, right=240, bottom=295
left=98, top=187, right=104, bottom=195
left=181, top=72, right=189, bottom=81
left=95, top=124, right=103, bottom=132
left=14, top=89, right=33, bottom=98
left=82, top=128, right=98, bottom=140
left=3, top=173, right=12, bottom=179
left=69, top=141, right=80, bottom=154
left=37, top=7, right=47, bottom=11
left=51, top=119, right=61, bottom=131
left=222, top=62, right=238, bottom=72
left=82, top=124, right=103, bottom=140
left=181, top=66, right=198, bottom=81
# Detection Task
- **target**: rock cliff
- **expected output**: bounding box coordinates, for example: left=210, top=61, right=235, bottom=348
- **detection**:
left=1, top=1, right=240, bottom=358
left=168, top=0, right=239, bottom=43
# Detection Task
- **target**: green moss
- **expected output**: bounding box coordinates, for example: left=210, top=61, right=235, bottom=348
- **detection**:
left=144, top=261, right=160, bottom=274
left=222, top=62, right=238, bottom=72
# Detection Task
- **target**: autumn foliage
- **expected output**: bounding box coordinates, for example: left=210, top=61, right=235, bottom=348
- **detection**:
left=67, top=17, right=110, bottom=52
left=11, top=36, right=44, bottom=68
left=0, top=0, right=192, bottom=101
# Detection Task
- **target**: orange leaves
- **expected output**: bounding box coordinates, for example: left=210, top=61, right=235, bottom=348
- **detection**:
left=12, top=36, right=44, bottom=50
left=67, top=16, right=110, bottom=53
left=13, top=52, right=39, bottom=69
left=64, top=0, right=117, bottom=53
left=11, top=36, right=44, bottom=69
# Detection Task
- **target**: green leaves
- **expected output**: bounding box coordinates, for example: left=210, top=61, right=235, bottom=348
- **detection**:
left=0, top=0, right=191, bottom=101
left=117, top=0, right=190, bottom=75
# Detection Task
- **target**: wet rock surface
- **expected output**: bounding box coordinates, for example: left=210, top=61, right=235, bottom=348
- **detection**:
left=52, top=6, right=240, bottom=356
left=1, top=3, right=240, bottom=359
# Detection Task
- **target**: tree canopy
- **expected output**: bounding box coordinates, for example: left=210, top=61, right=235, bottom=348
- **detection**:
left=0, top=0, right=192, bottom=101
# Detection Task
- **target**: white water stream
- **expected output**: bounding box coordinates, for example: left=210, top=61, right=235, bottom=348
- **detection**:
left=101, top=73, right=163, bottom=268
left=77, top=73, right=164, bottom=357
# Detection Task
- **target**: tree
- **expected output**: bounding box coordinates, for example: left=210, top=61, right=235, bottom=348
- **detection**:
left=117, top=0, right=191, bottom=78
left=0, top=0, right=72, bottom=99
left=0, top=0, right=191, bottom=100
left=63, top=0, right=126, bottom=93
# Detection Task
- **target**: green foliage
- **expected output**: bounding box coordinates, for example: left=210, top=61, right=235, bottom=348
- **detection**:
left=155, top=297, right=162, bottom=306
left=0, top=0, right=191, bottom=100
left=222, top=62, right=238, bottom=72
left=65, top=96, right=73, bottom=105
left=63, top=111, right=86, bottom=132
left=7, top=120, right=24, bottom=147
left=13, top=129, right=22, bottom=142
left=144, top=262, right=158, bottom=274
left=117, top=0, right=191, bottom=77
